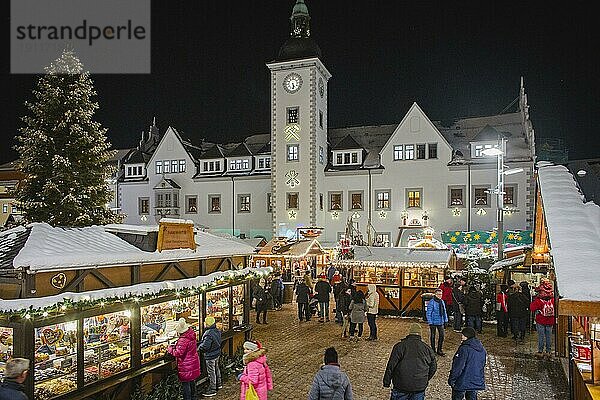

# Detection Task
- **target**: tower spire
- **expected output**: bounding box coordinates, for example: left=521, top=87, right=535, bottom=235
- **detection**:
left=290, top=0, right=310, bottom=38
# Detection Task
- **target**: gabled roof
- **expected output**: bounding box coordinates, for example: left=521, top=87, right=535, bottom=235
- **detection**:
left=255, top=142, right=271, bottom=155
left=153, top=177, right=181, bottom=190
left=227, top=143, right=253, bottom=158
left=472, top=125, right=502, bottom=141
left=198, top=145, right=225, bottom=160
left=332, top=134, right=363, bottom=151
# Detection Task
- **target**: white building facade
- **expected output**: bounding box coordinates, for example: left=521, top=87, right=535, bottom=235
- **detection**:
left=118, top=0, right=536, bottom=245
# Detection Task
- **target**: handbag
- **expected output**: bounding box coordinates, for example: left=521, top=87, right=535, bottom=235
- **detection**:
left=245, top=382, right=259, bottom=400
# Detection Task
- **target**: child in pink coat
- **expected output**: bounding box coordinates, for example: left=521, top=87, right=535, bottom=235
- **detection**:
left=238, top=340, right=273, bottom=400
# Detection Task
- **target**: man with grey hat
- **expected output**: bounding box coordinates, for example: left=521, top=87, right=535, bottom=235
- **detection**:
left=0, top=358, right=30, bottom=400
left=383, top=323, right=437, bottom=400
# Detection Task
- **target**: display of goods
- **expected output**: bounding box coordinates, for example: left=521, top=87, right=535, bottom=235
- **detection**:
left=573, top=343, right=592, bottom=361
left=35, top=353, right=50, bottom=363
left=34, top=377, right=76, bottom=400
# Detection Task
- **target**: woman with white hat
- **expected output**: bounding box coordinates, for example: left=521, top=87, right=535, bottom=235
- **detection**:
left=238, top=340, right=273, bottom=400
left=167, top=318, right=200, bottom=400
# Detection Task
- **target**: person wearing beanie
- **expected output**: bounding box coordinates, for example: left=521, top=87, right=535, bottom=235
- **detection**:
left=308, top=347, right=353, bottom=399
left=238, top=340, right=273, bottom=400
left=167, top=318, right=200, bottom=400
left=530, top=280, right=555, bottom=356
left=383, top=322, right=437, bottom=399
left=197, top=316, right=222, bottom=397
left=448, top=327, right=487, bottom=400
left=0, top=358, right=29, bottom=400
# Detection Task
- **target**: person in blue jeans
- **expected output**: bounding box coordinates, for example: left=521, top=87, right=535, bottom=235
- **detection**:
left=426, top=288, right=448, bottom=356
left=448, top=327, right=487, bottom=400
left=464, top=286, right=483, bottom=334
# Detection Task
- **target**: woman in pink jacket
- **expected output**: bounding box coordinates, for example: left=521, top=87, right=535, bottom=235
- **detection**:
left=167, top=318, right=200, bottom=400
left=238, top=340, right=273, bottom=400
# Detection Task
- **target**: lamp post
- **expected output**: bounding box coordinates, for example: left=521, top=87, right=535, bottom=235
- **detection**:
left=482, top=139, right=506, bottom=261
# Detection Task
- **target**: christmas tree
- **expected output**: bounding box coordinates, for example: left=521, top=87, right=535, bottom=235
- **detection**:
left=15, top=48, right=118, bottom=227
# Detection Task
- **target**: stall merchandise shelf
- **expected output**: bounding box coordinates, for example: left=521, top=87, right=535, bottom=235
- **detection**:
left=35, top=371, right=77, bottom=385
left=86, top=336, right=130, bottom=349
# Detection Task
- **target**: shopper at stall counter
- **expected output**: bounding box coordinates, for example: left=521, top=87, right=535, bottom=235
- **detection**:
left=308, top=346, right=353, bottom=400
left=427, top=288, right=448, bottom=356
left=530, top=278, right=556, bottom=356
left=167, top=318, right=201, bottom=400
left=198, top=316, right=222, bottom=397
left=448, top=327, right=486, bottom=400
left=383, top=323, right=437, bottom=400
left=366, top=284, right=380, bottom=341
left=0, top=358, right=30, bottom=400
left=238, top=340, right=273, bottom=400
left=270, top=273, right=284, bottom=311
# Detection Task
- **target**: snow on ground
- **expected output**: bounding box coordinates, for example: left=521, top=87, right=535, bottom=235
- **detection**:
left=537, top=162, right=600, bottom=302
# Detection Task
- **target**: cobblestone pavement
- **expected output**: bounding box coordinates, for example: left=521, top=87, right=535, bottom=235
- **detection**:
left=207, top=306, right=568, bottom=399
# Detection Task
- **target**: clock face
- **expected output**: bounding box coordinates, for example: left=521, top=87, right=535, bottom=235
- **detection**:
left=284, top=73, right=303, bottom=94
left=318, top=77, right=324, bottom=98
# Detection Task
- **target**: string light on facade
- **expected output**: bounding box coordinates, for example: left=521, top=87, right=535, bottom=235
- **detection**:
left=379, top=211, right=387, bottom=219
left=288, top=210, right=297, bottom=219
left=331, top=211, right=340, bottom=219
left=476, top=208, right=487, bottom=216
left=452, top=208, right=461, bottom=216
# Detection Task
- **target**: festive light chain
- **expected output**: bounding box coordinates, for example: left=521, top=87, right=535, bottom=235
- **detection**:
left=0, top=266, right=273, bottom=319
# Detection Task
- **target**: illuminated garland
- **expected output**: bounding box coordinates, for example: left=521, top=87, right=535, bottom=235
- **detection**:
left=442, top=230, right=533, bottom=245
left=0, top=267, right=273, bottom=319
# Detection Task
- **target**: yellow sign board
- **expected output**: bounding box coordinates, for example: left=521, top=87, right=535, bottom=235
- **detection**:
left=157, top=221, right=196, bottom=252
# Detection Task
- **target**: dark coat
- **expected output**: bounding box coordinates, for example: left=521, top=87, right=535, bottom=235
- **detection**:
left=0, top=380, right=28, bottom=400
left=315, top=280, right=332, bottom=303
left=338, top=291, right=352, bottom=315
left=464, top=291, right=483, bottom=317
left=507, top=292, right=530, bottom=319
left=452, top=285, right=465, bottom=310
left=252, top=285, right=269, bottom=306
left=197, top=324, right=222, bottom=360
left=383, top=334, right=438, bottom=392
left=448, top=338, right=487, bottom=391
left=295, top=282, right=311, bottom=303
left=270, top=277, right=283, bottom=298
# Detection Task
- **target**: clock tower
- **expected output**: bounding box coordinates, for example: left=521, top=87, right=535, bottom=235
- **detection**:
left=267, top=0, right=331, bottom=238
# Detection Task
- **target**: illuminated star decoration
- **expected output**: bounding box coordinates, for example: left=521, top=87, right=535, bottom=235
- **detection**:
left=285, top=170, right=300, bottom=188
left=288, top=210, right=297, bottom=219
left=284, top=123, right=301, bottom=141
left=351, top=211, right=361, bottom=219
left=452, top=208, right=461, bottom=216
left=476, top=208, right=487, bottom=216
left=331, top=211, right=339, bottom=219
left=379, top=211, right=387, bottom=219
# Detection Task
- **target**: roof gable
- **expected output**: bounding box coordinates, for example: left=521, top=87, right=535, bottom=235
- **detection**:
left=332, top=134, right=363, bottom=151
left=153, top=177, right=181, bottom=190
left=227, top=143, right=253, bottom=158
left=199, top=145, right=225, bottom=160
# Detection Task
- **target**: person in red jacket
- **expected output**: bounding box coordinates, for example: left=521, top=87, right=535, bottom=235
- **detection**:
left=495, top=284, right=509, bottom=337
left=530, top=283, right=555, bottom=356
left=167, top=318, right=201, bottom=400
left=439, top=276, right=454, bottom=320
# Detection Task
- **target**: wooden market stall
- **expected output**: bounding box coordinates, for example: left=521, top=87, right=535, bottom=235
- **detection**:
left=0, top=220, right=267, bottom=400
left=489, top=246, right=549, bottom=288
left=536, top=162, right=600, bottom=400
left=334, top=246, right=456, bottom=316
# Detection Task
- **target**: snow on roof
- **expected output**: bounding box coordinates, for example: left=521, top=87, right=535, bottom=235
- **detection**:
left=489, top=254, right=526, bottom=272
left=11, top=223, right=255, bottom=272
left=343, top=246, right=452, bottom=264
left=537, top=162, right=600, bottom=302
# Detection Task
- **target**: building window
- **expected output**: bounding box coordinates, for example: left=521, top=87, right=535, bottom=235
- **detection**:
left=179, top=160, right=186, bottom=172
left=287, top=144, right=299, bottom=162
left=186, top=196, right=197, bottom=213
left=448, top=186, right=465, bottom=207
left=393, top=145, right=403, bottom=161
left=287, top=107, right=299, bottom=124
left=242, top=159, right=249, bottom=169
left=267, top=193, right=273, bottom=213
left=238, top=194, right=251, bottom=213
left=416, top=144, right=426, bottom=159
left=319, top=146, right=324, bottom=164
left=504, top=185, right=516, bottom=205
left=319, top=193, right=324, bottom=210
left=404, top=144, right=414, bottom=160
left=375, top=190, right=390, bottom=210
left=3, top=204, right=8, bottom=213
left=349, top=192, right=363, bottom=210
left=209, top=195, right=221, bottom=213
left=171, top=160, right=179, bottom=173
left=126, top=165, right=143, bottom=177
left=473, top=143, right=496, bottom=158
left=351, top=152, right=358, bottom=164
left=319, top=110, right=323, bottom=129
left=264, top=158, right=270, bottom=168
left=329, top=192, right=342, bottom=211
left=287, top=192, right=299, bottom=209
left=406, top=188, right=422, bottom=208
left=163, top=161, right=171, bottom=174
left=155, top=160, right=163, bottom=174
left=428, top=143, right=438, bottom=159
left=374, top=233, right=391, bottom=247
left=215, top=160, right=221, bottom=170
left=336, top=153, right=342, bottom=164
left=258, top=158, right=265, bottom=169
left=474, top=187, right=489, bottom=207
left=203, top=161, right=208, bottom=171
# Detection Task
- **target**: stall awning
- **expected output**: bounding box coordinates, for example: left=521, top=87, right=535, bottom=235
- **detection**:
left=257, top=238, right=324, bottom=257
left=340, top=246, right=452, bottom=266
left=489, top=254, right=526, bottom=272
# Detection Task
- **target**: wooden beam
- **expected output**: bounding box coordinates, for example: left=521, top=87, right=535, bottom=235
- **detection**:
left=173, top=263, right=191, bottom=279
left=90, top=270, right=116, bottom=288
left=62, top=269, right=91, bottom=293
left=154, top=262, right=175, bottom=281
left=558, top=299, right=600, bottom=317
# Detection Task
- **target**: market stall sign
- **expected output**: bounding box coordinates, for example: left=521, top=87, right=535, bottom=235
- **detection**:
left=157, top=221, right=196, bottom=252
left=51, top=272, right=67, bottom=289
left=41, top=327, right=64, bottom=345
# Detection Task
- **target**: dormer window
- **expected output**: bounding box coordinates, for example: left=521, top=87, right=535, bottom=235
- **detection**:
left=333, top=151, right=361, bottom=166
left=257, top=156, right=271, bottom=170
left=125, top=165, right=144, bottom=177
left=472, top=143, right=498, bottom=158
left=229, top=158, right=250, bottom=171
left=202, top=160, right=222, bottom=173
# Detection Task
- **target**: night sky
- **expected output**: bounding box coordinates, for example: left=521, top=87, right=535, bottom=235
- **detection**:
left=1, top=1, right=598, bottom=165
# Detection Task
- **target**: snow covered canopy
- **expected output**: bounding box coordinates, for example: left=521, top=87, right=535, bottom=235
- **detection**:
left=10, top=223, right=256, bottom=272
left=342, top=246, right=452, bottom=266
left=537, top=162, right=600, bottom=306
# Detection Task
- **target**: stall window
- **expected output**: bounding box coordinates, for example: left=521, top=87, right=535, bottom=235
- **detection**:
left=140, top=296, right=199, bottom=365
left=0, top=327, right=13, bottom=381
left=206, top=288, right=230, bottom=332
left=231, top=285, right=245, bottom=329
left=34, top=321, right=78, bottom=398
left=83, top=310, right=131, bottom=383
left=403, top=267, right=443, bottom=288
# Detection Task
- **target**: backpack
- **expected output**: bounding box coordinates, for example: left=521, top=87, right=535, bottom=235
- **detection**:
left=541, top=299, right=554, bottom=317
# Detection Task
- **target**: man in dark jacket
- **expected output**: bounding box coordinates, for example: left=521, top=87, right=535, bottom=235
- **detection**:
left=448, top=327, right=486, bottom=400
left=383, top=323, right=437, bottom=400
left=315, top=275, right=332, bottom=322
left=308, top=347, right=353, bottom=400
left=464, top=286, right=483, bottom=334
left=296, top=279, right=312, bottom=321
left=270, top=273, right=284, bottom=310
left=0, top=358, right=29, bottom=400
left=198, top=316, right=222, bottom=397
left=452, top=277, right=467, bottom=332
left=252, top=279, right=269, bottom=324
left=507, top=287, right=529, bottom=342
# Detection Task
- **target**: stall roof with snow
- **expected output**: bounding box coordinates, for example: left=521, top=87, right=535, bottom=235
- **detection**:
left=3, top=222, right=256, bottom=272
left=339, top=246, right=453, bottom=266
left=537, top=162, right=600, bottom=315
